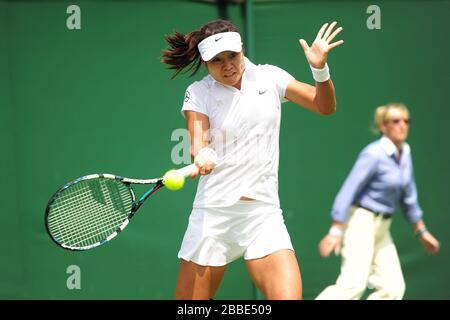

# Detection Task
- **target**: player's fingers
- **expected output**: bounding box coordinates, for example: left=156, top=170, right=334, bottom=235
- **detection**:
left=190, top=171, right=199, bottom=179
left=323, top=21, right=337, bottom=40
left=194, top=159, right=206, bottom=175
left=326, top=26, right=343, bottom=43
left=299, top=39, right=309, bottom=52
left=328, top=39, right=344, bottom=50
left=199, top=165, right=213, bottom=175
left=316, top=23, right=329, bottom=40
left=205, top=161, right=216, bottom=171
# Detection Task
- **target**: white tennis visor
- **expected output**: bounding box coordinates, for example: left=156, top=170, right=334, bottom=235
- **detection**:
left=197, top=32, right=242, bottom=61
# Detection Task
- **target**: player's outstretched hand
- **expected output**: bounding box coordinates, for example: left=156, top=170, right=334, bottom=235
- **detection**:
left=299, top=21, right=344, bottom=69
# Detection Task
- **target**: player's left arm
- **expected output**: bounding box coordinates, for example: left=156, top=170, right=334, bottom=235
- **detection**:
left=285, top=79, right=336, bottom=115
left=285, top=21, right=343, bottom=115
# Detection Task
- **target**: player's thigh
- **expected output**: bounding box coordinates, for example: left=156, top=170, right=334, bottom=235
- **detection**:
left=175, top=259, right=227, bottom=300
left=245, top=249, right=302, bottom=300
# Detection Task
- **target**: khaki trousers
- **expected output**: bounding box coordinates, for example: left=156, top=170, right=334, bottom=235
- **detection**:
left=316, top=206, right=405, bottom=300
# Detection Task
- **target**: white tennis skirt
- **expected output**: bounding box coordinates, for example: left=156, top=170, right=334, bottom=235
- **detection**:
left=178, top=199, right=294, bottom=266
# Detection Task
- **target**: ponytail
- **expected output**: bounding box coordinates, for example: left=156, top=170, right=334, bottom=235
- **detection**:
left=161, top=20, right=240, bottom=79
left=161, top=30, right=203, bottom=79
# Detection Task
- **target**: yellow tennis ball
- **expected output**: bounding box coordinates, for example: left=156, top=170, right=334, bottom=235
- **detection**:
left=163, top=169, right=185, bottom=191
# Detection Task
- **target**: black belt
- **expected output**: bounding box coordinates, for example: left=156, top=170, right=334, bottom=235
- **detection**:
left=356, top=205, right=392, bottom=220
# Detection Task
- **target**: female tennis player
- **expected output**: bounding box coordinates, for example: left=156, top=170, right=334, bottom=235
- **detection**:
left=161, top=19, right=343, bottom=300
left=316, top=103, right=440, bottom=300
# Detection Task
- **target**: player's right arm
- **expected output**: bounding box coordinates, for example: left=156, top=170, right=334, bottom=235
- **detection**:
left=183, top=110, right=215, bottom=178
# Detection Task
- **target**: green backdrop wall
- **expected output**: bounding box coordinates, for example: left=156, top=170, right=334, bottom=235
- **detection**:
left=1, top=0, right=449, bottom=299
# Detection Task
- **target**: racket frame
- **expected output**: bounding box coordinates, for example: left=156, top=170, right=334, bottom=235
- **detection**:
left=45, top=173, right=163, bottom=251
left=45, top=164, right=197, bottom=251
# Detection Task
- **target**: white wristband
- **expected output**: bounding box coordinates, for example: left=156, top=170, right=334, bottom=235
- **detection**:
left=328, top=225, right=343, bottom=238
left=310, top=63, right=330, bottom=82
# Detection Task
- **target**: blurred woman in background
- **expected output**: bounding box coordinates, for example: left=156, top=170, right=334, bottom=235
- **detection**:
left=316, top=103, right=440, bottom=300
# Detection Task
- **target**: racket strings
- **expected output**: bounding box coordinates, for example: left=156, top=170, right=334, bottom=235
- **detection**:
left=49, top=180, right=131, bottom=231
left=47, top=182, right=128, bottom=232
left=47, top=178, right=133, bottom=248
left=47, top=186, right=128, bottom=234
left=47, top=182, right=118, bottom=227
left=48, top=182, right=131, bottom=247
left=50, top=192, right=128, bottom=247
left=48, top=185, right=129, bottom=247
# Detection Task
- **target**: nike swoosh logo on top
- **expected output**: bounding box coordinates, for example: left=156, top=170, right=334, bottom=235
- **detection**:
left=259, top=90, right=268, bottom=95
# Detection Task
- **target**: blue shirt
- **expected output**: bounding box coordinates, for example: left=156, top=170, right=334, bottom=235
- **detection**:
left=331, top=136, right=423, bottom=224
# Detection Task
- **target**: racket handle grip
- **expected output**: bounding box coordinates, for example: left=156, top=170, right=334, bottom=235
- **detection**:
left=176, top=164, right=199, bottom=178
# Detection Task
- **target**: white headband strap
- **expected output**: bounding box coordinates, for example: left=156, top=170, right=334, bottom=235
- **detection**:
left=197, top=32, right=242, bottom=61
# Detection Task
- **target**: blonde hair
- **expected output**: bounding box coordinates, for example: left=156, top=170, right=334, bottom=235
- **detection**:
left=371, top=103, right=410, bottom=135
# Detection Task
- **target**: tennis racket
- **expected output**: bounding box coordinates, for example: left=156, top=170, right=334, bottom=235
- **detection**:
left=45, top=164, right=198, bottom=251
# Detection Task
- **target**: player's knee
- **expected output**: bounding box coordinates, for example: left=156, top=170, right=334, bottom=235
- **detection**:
left=257, top=275, right=302, bottom=300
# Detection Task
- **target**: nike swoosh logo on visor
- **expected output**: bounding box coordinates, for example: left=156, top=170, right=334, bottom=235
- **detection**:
left=215, top=37, right=223, bottom=42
